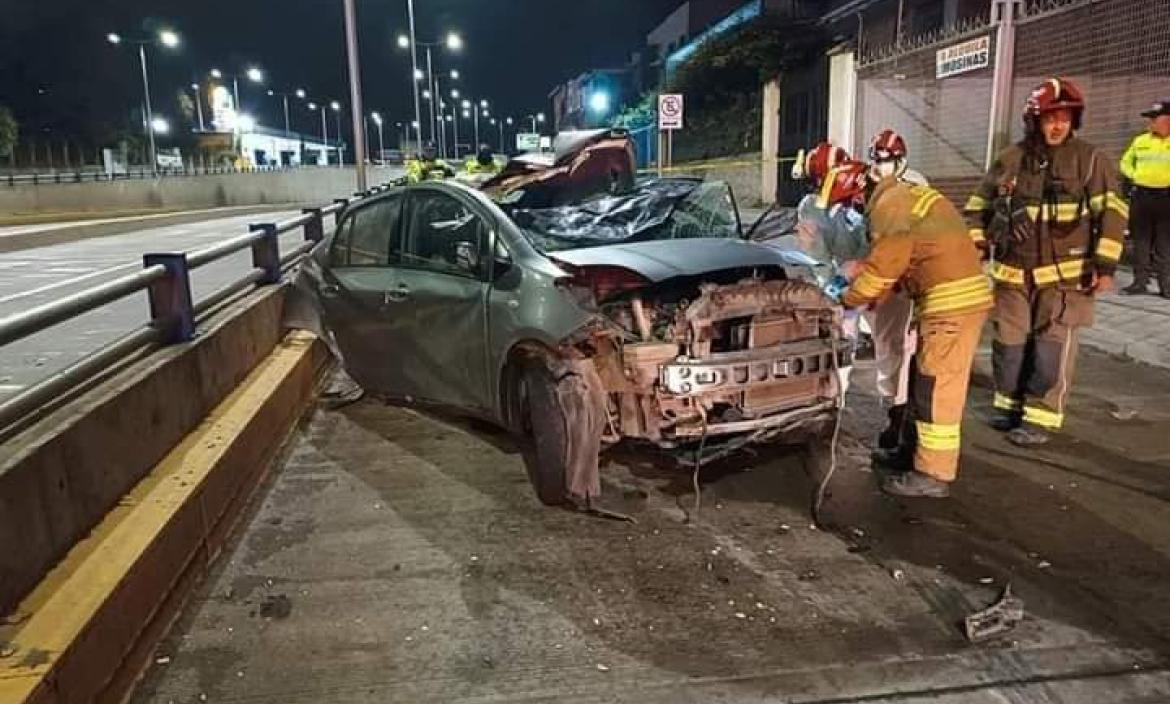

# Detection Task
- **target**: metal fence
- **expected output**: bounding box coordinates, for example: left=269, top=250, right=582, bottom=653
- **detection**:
left=0, top=181, right=391, bottom=439
left=855, top=15, right=996, bottom=204
left=1009, top=0, right=1170, bottom=157
left=1, top=164, right=350, bottom=187
left=851, top=0, right=1170, bottom=205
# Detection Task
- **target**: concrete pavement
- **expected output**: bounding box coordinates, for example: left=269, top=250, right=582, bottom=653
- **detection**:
left=131, top=346, right=1170, bottom=702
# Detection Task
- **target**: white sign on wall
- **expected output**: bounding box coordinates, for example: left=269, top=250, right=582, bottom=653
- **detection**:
left=658, top=93, right=684, bottom=130
left=936, top=35, right=991, bottom=79
left=516, top=132, right=540, bottom=151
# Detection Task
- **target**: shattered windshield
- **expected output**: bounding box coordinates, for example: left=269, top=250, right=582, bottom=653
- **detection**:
left=505, top=179, right=742, bottom=253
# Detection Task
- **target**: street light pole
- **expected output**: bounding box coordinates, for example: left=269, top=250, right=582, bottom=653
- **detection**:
left=232, top=77, right=241, bottom=115
left=321, top=107, right=329, bottom=163
left=283, top=95, right=291, bottom=136
left=473, top=102, right=480, bottom=148
left=425, top=46, right=437, bottom=144
left=192, top=84, right=205, bottom=131
left=137, top=44, right=158, bottom=175
left=453, top=110, right=461, bottom=160
left=406, top=0, right=423, bottom=155
left=342, top=0, right=368, bottom=189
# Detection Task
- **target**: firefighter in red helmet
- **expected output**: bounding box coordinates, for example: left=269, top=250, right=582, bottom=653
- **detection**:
left=868, top=128, right=928, bottom=186
left=823, top=161, right=991, bottom=497
left=964, top=77, right=1126, bottom=446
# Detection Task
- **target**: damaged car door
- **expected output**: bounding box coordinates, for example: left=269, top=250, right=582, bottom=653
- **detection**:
left=319, top=193, right=407, bottom=393
left=389, top=185, right=493, bottom=413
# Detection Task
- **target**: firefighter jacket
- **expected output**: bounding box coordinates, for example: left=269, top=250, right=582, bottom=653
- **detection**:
left=964, top=137, right=1127, bottom=286
left=1120, top=132, right=1170, bottom=189
left=843, top=178, right=992, bottom=319
left=407, top=158, right=453, bottom=183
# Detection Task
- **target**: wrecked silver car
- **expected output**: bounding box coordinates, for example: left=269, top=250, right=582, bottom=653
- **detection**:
left=303, top=173, right=849, bottom=507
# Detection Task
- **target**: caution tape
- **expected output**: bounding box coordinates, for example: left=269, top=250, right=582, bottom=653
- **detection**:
left=636, top=154, right=800, bottom=176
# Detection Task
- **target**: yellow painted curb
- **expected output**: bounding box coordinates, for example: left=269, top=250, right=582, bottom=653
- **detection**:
left=0, top=330, right=324, bottom=704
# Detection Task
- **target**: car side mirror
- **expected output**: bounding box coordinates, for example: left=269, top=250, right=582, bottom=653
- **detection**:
left=492, top=250, right=513, bottom=280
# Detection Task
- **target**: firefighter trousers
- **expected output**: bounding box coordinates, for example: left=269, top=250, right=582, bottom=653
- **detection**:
left=991, top=285, right=1094, bottom=432
left=1130, top=189, right=1170, bottom=292
left=910, top=310, right=988, bottom=482
left=864, top=290, right=916, bottom=406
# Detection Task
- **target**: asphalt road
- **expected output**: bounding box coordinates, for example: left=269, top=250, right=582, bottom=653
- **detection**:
left=0, top=209, right=315, bottom=400
left=133, top=349, right=1170, bottom=703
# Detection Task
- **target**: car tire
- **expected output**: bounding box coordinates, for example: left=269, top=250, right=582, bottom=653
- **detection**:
left=519, top=361, right=572, bottom=506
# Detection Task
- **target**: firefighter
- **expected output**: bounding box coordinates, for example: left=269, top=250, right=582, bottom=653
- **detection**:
left=964, top=77, right=1126, bottom=446
left=464, top=144, right=501, bottom=177
left=406, top=142, right=454, bottom=183
left=793, top=142, right=868, bottom=263
left=865, top=130, right=925, bottom=467
left=824, top=161, right=992, bottom=497
left=1120, top=99, right=1170, bottom=297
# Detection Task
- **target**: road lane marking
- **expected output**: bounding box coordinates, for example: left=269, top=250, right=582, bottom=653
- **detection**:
left=0, top=262, right=138, bottom=304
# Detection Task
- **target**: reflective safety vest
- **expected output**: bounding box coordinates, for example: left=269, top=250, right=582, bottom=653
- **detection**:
left=407, top=158, right=452, bottom=182
left=964, top=137, right=1127, bottom=287
left=463, top=158, right=500, bottom=176
left=843, top=178, right=992, bottom=319
left=1120, top=132, right=1170, bottom=189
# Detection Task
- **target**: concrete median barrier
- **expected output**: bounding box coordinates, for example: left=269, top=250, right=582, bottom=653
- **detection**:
left=0, top=284, right=330, bottom=703
left=0, top=166, right=404, bottom=220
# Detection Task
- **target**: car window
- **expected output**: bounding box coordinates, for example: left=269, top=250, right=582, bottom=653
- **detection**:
left=330, top=195, right=404, bottom=267
left=402, top=190, right=489, bottom=279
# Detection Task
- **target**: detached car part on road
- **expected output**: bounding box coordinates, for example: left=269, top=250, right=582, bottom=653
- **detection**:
left=298, top=137, right=849, bottom=507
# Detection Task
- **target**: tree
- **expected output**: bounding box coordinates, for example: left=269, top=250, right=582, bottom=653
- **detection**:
left=0, top=106, right=18, bottom=161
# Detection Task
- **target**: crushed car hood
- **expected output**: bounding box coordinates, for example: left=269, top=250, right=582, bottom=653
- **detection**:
left=551, top=237, right=794, bottom=283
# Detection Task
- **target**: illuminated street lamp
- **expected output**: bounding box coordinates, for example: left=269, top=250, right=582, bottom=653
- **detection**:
left=106, top=27, right=180, bottom=174
left=268, top=86, right=308, bottom=135
left=398, top=27, right=463, bottom=148
left=151, top=117, right=170, bottom=134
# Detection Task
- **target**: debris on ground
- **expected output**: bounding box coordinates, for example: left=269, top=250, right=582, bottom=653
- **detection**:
left=155, top=656, right=172, bottom=665
left=890, top=569, right=906, bottom=581
left=979, top=577, right=994, bottom=585
left=596, top=663, right=611, bottom=672
left=1037, top=560, right=1052, bottom=569
left=964, top=584, right=1025, bottom=643
left=1110, top=408, right=1138, bottom=421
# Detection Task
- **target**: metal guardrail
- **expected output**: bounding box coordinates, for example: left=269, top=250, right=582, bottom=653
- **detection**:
left=0, top=181, right=395, bottom=438
left=1, top=164, right=401, bottom=187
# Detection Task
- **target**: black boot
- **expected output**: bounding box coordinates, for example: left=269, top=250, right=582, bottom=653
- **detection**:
left=1122, top=282, right=1150, bottom=295
left=1006, top=423, right=1050, bottom=447
left=882, top=471, right=950, bottom=498
left=877, top=404, right=911, bottom=449
left=988, top=410, right=1021, bottom=432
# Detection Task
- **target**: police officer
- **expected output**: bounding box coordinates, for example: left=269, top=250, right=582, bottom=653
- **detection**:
left=406, top=142, right=454, bottom=183
left=825, top=161, right=992, bottom=497
left=1120, top=100, right=1170, bottom=297
left=464, top=144, right=501, bottom=178
left=964, top=78, right=1127, bottom=446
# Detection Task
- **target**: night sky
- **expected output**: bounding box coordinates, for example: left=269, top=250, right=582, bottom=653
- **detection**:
left=0, top=0, right=682, bottom=148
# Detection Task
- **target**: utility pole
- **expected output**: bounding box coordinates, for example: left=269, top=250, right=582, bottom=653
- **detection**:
left=406, top=0, right=424, bottom=155
left=342, top=0, right=368, bottom=188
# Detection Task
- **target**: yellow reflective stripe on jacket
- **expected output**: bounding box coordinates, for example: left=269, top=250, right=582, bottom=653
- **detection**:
left=916, top=421, right=961, bottom=451
left=1023, top=405, right=1064, bottom=429
left=1026, top=202, right=1083, bottom=223
left=852, top=271, right=898, bottom=299
left=1096, top=238, right=1124, bottom=262
left=917, top=274, right=992, bottom=316
left=1032, top=258, right=1086, bottom=285
left=994, top=393, right=1023, bottom=411
left=964, top=195, right=989, bottom=212
left=969, top=228, right=986, bottom=243
left=990, top=262, right=1026, bottom=285
left=1089, top=192, right=1130, bottom=220
left=912, top=190, right=944, bottom=218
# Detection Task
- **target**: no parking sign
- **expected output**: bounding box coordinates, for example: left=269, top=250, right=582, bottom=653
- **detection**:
left=658, top=94, right=684, bottom=130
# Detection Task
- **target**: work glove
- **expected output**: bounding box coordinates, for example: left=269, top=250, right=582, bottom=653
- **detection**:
left=823, top=274, right=851, bottom=304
